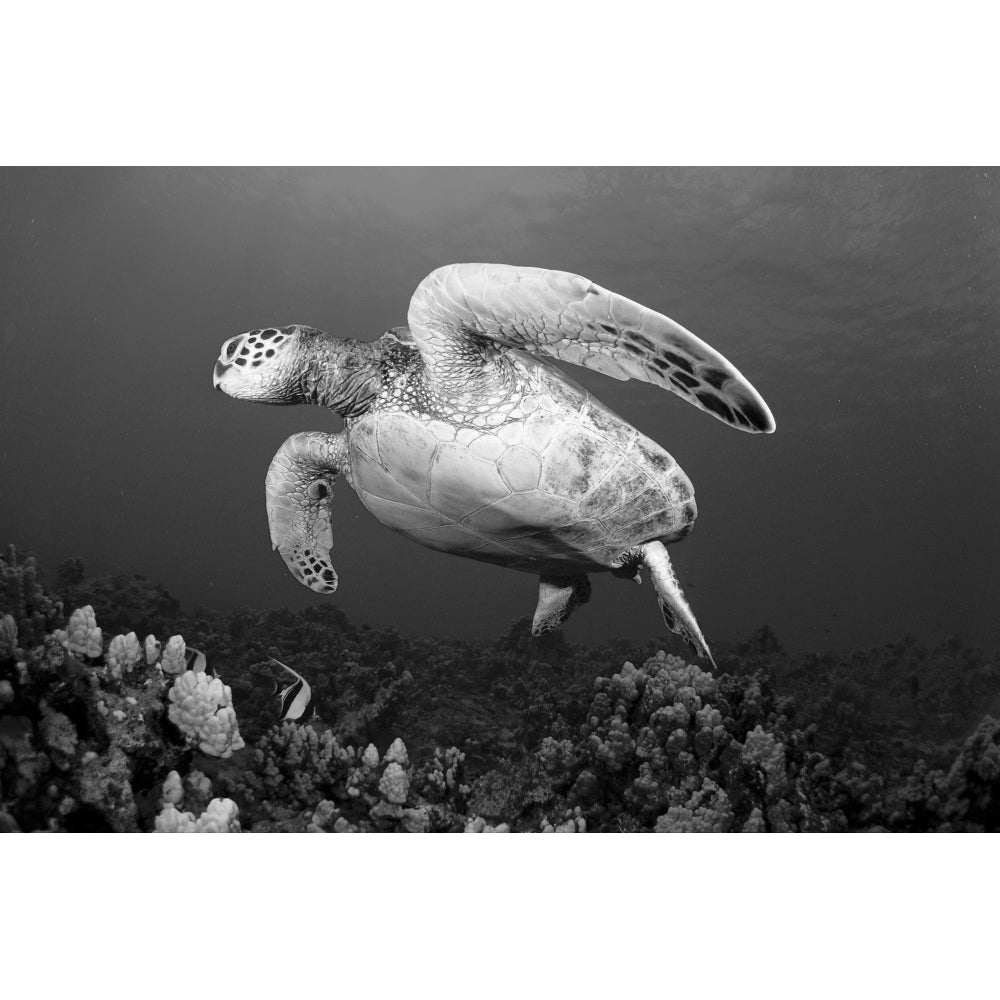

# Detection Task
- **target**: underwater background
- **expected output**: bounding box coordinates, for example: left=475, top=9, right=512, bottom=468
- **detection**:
left=1, top=166, right=998, bottom=832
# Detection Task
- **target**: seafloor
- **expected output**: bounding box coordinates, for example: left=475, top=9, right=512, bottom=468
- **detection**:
left=1, top=543, right=998, bottom=833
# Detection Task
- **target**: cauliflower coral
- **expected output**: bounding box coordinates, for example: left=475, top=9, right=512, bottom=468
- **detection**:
left=160, top=635, right=186, bottom=676
left=154, top=770, right=241, bottom=832
left=383, top=737, right=409, bottom=767
left=379, top=761, right=410, bottom=805
left=66, top=605, right=102, bottom=659
left=196, top=798, right=242, bottom=833
left=161, top=770, right=184, bottom=807
left=167, top=670, right=245, bottom=758
left=465, top=816, right=511, bottom=832
left=144, top=634, right=161, bottom=665
left=155, top=798, right=241, bottom=833
left=105, top=632, right=141, bottom=679
left=654, top=779, right=735, bottom=832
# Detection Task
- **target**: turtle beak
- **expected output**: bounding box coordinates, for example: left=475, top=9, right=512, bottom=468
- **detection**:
left=213, top=359, right=230, bottom=390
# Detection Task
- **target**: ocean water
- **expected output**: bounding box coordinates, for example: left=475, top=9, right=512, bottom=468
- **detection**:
left=1, top=166, right=997, bottom=655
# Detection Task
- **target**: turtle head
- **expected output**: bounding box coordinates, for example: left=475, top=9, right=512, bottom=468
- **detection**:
left=213, top=325, right=316, bottom=404
left=214, top=325, right=380, bottom=415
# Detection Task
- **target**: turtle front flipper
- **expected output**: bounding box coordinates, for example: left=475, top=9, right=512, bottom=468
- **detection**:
left=640, top=541, right=716, bottom=669
left=407, top=263, right=774, bottom=433
left=265, top=431, right=351, bottom=594
left=531, top=574, right=591, bottom=635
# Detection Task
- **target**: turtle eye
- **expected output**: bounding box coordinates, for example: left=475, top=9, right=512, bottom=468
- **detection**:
left=225, top=338, right=240, bottom=360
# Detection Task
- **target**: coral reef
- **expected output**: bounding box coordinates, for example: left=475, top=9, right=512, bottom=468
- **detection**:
left=154, top=771, right=241, bottom=832
left=167, top=670, right=245, bottom=758
left=106, top=632, right=142, bottom=680
left=56, top=563, right=182, bottom=639
left=233, top=724, right=469, bottom=832
left=887, top=716, right=1000, bottom=831
left=0, top=583, right=248, bottom=831
left=716, top=627, right=1000, bottom=773
left=67, top=605, right=103, bottom=659
left=4, top=545, right=1000, bottom=833
left=1, top=545, right=64, bottom=648
left=161, top=636, right=187, bottom=677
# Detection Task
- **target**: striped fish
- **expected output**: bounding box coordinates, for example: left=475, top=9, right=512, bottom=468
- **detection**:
left=269, top=656, right=315, bottom=723
left=185, top=647, right=216, bottom=676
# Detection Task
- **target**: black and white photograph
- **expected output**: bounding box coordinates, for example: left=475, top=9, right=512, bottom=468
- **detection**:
left=2, top=5, right=995, bottom=995
left=3, top=165, right=996, bottom=836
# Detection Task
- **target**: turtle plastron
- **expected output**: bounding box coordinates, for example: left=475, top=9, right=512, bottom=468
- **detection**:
left=265, top=430, right=350, bottom=593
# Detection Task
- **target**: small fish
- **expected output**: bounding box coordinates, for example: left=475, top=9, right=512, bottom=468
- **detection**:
left=269, top=656, right=315, bottom=722
left=185, top=647, right=216, bottom=676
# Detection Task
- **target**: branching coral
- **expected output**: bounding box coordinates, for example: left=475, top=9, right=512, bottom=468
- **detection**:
left=252, top=721, right=359, bottom=814
left=418, top=746, right=469, bottom=806
left=0, top=545, right=64, bottom=647
left=241, top=724, right=469, bottom=832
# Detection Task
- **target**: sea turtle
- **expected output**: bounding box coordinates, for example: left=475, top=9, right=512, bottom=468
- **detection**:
left=212, top=264, right=774, bottom=665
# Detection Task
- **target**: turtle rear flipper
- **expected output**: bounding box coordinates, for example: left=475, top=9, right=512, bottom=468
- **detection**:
left=265, top=431, right=350, bottom=594
left=640, top=540, right=716, bottom=668
left=531, top=573, right=591, bottom=635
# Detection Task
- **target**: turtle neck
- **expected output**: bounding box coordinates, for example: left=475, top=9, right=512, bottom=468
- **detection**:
left=303, top=334, right=383, bottom=418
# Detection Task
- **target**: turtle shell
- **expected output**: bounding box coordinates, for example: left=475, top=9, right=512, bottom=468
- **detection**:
left=347, top=378, right=697, bottom=577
